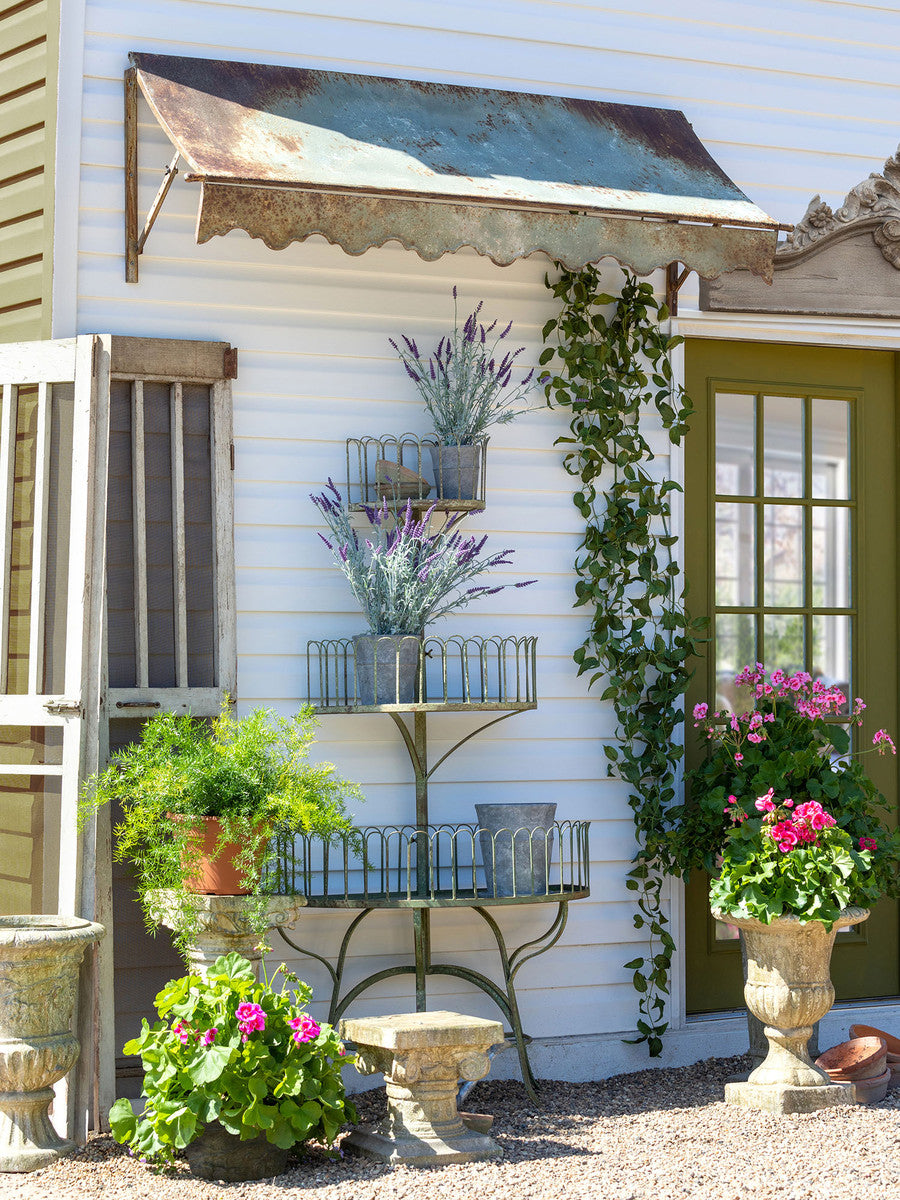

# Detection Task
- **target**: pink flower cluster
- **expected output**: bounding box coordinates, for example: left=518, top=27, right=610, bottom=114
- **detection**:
left=235, top=1001, right=267, bottom=1043
left=724, top=794, right=749, bottom=824
left=733, top=664, right=852, bottom=720
left=288, top=1014, right=321, bottom=1045
left=873, top=729, right=897, bottom=756
left=172, top=1020, right=217, bottom=1048
left=859, top=836, right=878, bottom=852
left=766, top=799, right=836, bottom=853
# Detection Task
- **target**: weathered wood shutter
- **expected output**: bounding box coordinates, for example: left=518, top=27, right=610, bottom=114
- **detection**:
left=104, top=336, right=236, bottom=718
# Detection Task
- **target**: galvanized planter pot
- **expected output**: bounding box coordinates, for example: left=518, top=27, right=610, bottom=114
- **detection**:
left=475, top=802, right=557, bottom=897
left=0, top=915, right=105, bottom=1173
left=352, top=634, right=421, bottom=705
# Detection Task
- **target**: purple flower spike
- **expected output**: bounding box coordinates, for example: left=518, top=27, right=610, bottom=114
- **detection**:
left=403, top=361, right=420, bottom=382
left=452, top=285, right=458, bottom=299
left=515, top=579, right=537, bottom=587
left=499, top=320, right=512, bottom=339
left=318, top=532, right=334, bottom=550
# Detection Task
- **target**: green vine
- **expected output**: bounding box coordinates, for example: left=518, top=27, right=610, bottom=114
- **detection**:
left=541, top=267, right=703, bottom=1054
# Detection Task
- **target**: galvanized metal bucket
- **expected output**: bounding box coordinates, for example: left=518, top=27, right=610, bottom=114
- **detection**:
left=475, top=803, right=558, bottom=897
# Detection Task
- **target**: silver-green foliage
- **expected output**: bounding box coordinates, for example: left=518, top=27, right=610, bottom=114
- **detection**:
left=311, top=480, right=534, bottom=635
left=390, top=289, right=543, bottom=444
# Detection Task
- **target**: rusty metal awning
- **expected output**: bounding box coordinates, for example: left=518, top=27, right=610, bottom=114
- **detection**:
left=125, top=52, right=784, bottom=283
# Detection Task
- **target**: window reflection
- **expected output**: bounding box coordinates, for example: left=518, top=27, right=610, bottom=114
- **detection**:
left=715, top=393, right=755, bottom=497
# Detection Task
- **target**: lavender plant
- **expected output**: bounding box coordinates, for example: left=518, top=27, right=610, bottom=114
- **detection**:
left=311, top=480, right=535, bottom=634
left=389, top=288, right=544, bottom=445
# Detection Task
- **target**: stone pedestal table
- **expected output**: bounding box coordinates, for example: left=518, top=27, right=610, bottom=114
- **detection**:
left=340, top=1010, right=504, bottom=1164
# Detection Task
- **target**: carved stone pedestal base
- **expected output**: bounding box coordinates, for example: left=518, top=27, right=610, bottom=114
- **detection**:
left=340, top=1011, right=504, bottom=1165
left=147, top=892, right=307, bottom=976
left=725, top=1080, right=853, bottom=1115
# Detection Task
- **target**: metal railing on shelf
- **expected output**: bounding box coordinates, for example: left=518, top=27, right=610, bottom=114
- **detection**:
left=306, top=633, right=538, bottom=709
left=345, top=434, right=488, bottom=511
left=268, top=820, right=590, bottom=906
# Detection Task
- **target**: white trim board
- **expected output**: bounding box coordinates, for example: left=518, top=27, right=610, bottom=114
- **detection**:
left=674, top=310, right=900, bottom=351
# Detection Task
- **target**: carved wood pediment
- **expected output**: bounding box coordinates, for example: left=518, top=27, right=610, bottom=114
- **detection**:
left=701, top=146, right=900, bottom=317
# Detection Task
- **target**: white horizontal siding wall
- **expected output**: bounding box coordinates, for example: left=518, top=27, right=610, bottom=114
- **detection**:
left=64, top=0, right=900, bottom=1053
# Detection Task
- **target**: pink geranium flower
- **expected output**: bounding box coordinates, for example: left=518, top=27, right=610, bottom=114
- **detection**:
left=874, top=729, right=897, bottom=756
left=289, top=1014, right=321, bottom=1045
left=200, top=1028, right=217, bottom=1047
left=235, top=1001, right=267, bottom=1042
left=859, top=836, right=878, bottom=852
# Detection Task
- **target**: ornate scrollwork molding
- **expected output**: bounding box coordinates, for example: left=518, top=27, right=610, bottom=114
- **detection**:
left=779, top=147, right=900, bottom=267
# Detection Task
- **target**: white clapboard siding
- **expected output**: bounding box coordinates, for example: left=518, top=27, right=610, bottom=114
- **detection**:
left=68, top=0, right=900, bottom=1048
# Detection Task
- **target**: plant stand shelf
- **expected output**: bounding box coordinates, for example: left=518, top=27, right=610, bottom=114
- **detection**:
left=274, top=684, right=591, bottom=1103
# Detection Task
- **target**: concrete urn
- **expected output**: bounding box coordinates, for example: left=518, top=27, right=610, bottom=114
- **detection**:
left=714, top=906, right=868, bottom=1114
left=0, top=915, right=105, bottom=1172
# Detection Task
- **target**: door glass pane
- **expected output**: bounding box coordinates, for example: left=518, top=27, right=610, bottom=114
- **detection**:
left=763, top=395, right=803, bottom=497
left=715, top=919, right=741, bottom=941
left=764, top=613, right=805, bottom=675
left=811, top=399, right=851, bottom=500
left=764, top=504, right=803, bottom=606
left=715, top=613, right=756, bottom=711
left=716, top=502, right=755, bottom=605
left=812, top=507, right=851, bottom=608
left=812, top=614, right=851, bottom=698
left=715, top=393, right=755, bottom=496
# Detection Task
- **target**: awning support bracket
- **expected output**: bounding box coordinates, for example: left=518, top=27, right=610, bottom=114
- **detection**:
left=125, top=68, right=180, bottom=283
left=665, top=262, right=691, bottom=316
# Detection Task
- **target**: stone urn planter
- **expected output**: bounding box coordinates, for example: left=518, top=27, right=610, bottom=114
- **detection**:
left=0, top=914, right=105, bottom=1172
left=146, top=891, right=307, bottom=977
left=714, top=906, right=868, bottom=1114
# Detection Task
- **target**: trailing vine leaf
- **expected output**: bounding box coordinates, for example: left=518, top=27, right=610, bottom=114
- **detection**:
left=542, top=267, right=702, bottom=1054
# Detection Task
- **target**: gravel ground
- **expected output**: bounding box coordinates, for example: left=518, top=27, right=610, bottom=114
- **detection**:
left=7, top=1056, right=900, bottom=1200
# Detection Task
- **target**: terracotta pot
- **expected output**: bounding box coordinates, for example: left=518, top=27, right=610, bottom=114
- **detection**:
left=853, top=1066, right=891, bottom=1105
left=816, top=1037, right=887, bottom=1080
left=849, top=1023, right=900, bottom=1058
left=174, top=816, right=269, bottom=895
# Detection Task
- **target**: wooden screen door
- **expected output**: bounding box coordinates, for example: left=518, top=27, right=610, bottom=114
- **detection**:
left=0, top=335, right=111, bottom=1135
left=683, top=338, right=899, bottom=1013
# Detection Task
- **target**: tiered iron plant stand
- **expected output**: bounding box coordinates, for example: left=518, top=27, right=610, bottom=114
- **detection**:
left=273, top=633, right=590, bottom=1100
left=280, top=440, right=591, bottom=1099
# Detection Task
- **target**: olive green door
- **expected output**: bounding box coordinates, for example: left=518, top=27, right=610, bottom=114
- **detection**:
left=684, top=338, right=900, bottom=1013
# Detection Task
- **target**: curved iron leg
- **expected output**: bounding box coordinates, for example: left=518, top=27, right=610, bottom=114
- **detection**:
left=472, top=906, right=537, bottom=1099
left=277, top=908, right=375, bottom=1024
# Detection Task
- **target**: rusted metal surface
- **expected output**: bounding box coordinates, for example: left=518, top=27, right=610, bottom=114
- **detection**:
left=129, top=51, right=783, bottom=278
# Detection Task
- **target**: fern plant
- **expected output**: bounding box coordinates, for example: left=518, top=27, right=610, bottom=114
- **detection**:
left=80, top=704, right=362, bottom=953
